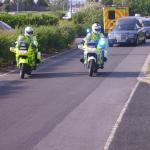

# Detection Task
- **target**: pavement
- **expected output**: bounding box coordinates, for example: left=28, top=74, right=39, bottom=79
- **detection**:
left=108, top=81, right=150, bottom=150
left=108, top=48, right=150, bottom=149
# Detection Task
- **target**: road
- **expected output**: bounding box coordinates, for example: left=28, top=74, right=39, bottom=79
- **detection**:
left=0, top=42, right=150, bottom=150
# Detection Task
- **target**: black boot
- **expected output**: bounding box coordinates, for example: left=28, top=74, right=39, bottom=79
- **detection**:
left=104, top=57, right=107, bottom=62
left=80, top=58, right=84, bottom=63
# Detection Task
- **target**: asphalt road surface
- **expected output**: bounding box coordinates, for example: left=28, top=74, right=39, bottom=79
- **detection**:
left=0, top=42, right=150, bottom=150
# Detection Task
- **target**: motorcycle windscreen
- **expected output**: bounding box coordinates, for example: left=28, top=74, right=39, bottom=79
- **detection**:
left=19, top=57, right=28, bottom=64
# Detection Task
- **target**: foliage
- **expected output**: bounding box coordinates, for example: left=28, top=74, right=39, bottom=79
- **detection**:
left=49, top=0, right=69, bottom=11
left=101, top=0, right=150, bottom=16
left=127, top=0, right=150, bottom=16
left=0, top=13, right=59, bottom=28
left=72, top=3, right=103, bottom=28
left=101, top=0, right=113, bottom=5
left=0, top=29, right=19, bottom=66
left=0, top=22, right=79, bottom=65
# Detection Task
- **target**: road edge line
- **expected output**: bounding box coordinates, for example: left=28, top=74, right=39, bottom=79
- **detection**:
left=138, top=52, right=150, bottom=84
left=104, top=81, right=140, bottom=150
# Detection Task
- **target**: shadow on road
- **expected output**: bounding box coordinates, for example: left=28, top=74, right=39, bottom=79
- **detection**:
left=97, top=71, right=140, bottom=78
left=0, top=80, right=26, bottom=97
left=30, top=71, right=140, bottom=79
left=31, top=71, right=87, bottom=79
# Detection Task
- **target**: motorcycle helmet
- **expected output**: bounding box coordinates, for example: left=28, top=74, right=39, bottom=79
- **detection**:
left=25, top=26, right=33, bottom=36
left=92, top=23, right=101, bottom=34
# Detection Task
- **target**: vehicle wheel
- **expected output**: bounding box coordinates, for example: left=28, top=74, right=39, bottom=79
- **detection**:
left=94, top=68, right=98, bottom=73
left=135, top=37, right=139, bottom=46
left=109, top=43, right=113, bottom=47
left=20, top=64, right=25, bottom=79
left=142, top=37, right=146, bottom=43
left=20, top=70, right=25, bottom=79
left=27, top=70, right=32, bottom=75
left=88, top=59, right=95, bottom=77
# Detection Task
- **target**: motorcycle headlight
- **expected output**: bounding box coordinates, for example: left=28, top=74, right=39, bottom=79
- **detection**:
left=128, top=33, right=136, bottom=38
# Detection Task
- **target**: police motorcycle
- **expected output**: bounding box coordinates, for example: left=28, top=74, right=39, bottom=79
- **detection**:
left=10, top=37, right=41, bottom=79
left=78, top=38, right=108, bottom=77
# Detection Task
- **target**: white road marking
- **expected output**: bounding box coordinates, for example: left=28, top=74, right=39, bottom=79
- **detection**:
left=138, top=53, right=150, bottom=84
left=0, top=69, right=16, bottom=77
left=104, top=81, right=140, bottom=150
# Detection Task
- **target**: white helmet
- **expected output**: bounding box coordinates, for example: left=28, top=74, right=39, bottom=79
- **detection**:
left=25, top=26, right=33, bottom=36
left=92, top=23, right=101, bottom=34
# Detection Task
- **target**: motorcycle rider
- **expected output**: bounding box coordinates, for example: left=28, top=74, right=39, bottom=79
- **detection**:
left=80, top=23, right=107, bottom=69
left=15, top=26, right=40, bottom=69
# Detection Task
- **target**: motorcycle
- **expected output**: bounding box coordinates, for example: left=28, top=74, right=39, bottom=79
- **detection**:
left=78, top=39, right=108, bottom=77
left=10, top=40, right=41, bottom=79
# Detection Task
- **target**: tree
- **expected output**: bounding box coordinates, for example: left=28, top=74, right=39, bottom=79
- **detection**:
left=2, top=0, right=10, bottom=11
left=22, top=0, right=34, bottom=6
left=49, top=0, right=69, bottom=11
left=36, top=0, right=49, bottom=7
left=101, top=0, right=113, bottom=5
left=127, top=0, right=150, bottom=16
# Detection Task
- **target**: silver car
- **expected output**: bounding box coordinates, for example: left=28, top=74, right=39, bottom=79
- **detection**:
left=0, top=21, right=12, bottom=30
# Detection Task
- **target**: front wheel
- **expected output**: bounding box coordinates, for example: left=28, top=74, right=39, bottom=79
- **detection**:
left=88, top=59, right=95, bottom=77
left=19, top=64, right=25, bottom=79
left=135, top=37, right=139, bottom=46
left=142, top=36, right=146, bottom=43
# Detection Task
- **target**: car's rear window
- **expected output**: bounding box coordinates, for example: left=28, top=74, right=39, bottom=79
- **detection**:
left=117, top=18, right=137, bottom=25
left=114, top=23, right=135, bottom=31
left=143, top=20, right=150, bottom=27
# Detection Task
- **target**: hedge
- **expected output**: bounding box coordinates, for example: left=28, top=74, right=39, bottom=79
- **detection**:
left=0, top=29, right=19, bottom=66
left=72, top=3, right=103, bottom=28
left=0, top=13, right=59, bottom=28
left=0, top=22, right=84, bottom=66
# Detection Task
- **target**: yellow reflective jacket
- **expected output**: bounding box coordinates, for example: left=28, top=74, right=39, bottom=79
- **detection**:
left=84, top=32, right=104, bottom=49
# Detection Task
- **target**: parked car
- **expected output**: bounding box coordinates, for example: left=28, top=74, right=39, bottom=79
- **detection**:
left=0, top=21, right=13, bottom=30
left=108, top=16, right=146, bottom=47
left=142, top=18, right=150, bottom=39
left=62, top=11, right=72, bottom=20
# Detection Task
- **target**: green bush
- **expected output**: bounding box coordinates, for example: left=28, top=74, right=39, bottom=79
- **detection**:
left=0, top=30, right=19, bottom=66
left=35, top=23, right=77, bottom=53
left=72, top=4, right=103, bottom=28
left=0, top=23, right=79, bottom=66
left=0, top=13, right=59, bottom=28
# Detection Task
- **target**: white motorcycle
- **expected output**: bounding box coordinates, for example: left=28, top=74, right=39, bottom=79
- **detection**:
left=78, top=39, right=108, bottom=77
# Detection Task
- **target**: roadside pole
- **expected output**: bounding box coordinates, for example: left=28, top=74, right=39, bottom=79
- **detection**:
left=17, top=0, right=19, bottom=12
left=70, top=0, right=72, bottom=18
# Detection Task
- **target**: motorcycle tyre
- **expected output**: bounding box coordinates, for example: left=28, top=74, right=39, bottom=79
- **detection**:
left=20, top=64, right=25, bottom=79
left=88, top=59, right=95, bottom=77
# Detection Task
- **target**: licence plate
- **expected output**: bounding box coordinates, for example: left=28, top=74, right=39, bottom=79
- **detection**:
left=116, top=35, right=126, bottom=42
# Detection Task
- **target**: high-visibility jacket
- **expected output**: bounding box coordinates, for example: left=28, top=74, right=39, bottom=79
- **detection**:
left=84, top=32, right=104, bottom=49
